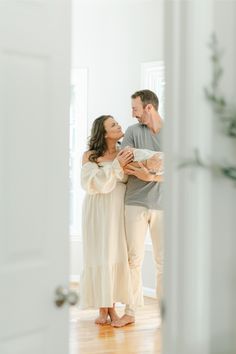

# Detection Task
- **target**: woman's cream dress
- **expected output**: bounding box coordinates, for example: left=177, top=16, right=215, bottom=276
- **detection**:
left=80, top=158, right=133, bottom=309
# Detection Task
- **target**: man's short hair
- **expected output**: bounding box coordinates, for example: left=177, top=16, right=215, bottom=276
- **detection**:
left=131, top=89, right=159, bottom=111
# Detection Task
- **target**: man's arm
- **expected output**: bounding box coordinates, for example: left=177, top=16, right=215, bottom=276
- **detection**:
left=124, top=162, right=164, bottom=182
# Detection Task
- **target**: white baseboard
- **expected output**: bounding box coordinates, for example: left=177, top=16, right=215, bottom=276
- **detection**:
left=143, top=287, right=156, bottom=298
left=70, top=274, right=80, bottom=283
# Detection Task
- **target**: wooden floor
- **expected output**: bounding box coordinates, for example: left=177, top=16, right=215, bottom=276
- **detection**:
left=70, top=297, right=162, bottom=354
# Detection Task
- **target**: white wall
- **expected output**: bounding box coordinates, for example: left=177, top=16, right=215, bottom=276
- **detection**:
left=72, top=0, right=164, bottom=132
left=70, top=0, right=164, bottom=294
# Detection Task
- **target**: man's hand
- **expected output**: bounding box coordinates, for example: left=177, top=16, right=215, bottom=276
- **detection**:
left=124, top=162, right=163, bottom=182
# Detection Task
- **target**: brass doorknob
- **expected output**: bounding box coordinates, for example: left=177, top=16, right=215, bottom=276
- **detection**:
left=54, top=286, right=79, bottom=307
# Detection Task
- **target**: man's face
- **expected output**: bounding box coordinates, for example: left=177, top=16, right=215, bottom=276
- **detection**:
left=131, top=97, right=149, bottom=124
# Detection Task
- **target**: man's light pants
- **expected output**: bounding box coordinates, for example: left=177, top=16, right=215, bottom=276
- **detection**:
left=124, top=205, right=164, bottom=317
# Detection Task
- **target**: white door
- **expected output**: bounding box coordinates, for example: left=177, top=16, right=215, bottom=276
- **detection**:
left=0, top=1, right=72, bottom=354
left=163, top=1, right=236, bottom=354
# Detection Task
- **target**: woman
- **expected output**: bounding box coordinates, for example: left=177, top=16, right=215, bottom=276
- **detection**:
left=80, top=115, right=134, bottom=325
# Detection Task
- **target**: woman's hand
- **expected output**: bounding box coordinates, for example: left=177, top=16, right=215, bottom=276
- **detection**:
left=117, top=149, right=134, bottom=167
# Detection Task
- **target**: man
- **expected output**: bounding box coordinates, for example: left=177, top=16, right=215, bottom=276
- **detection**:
left=112, top=89, right=164, bottom=327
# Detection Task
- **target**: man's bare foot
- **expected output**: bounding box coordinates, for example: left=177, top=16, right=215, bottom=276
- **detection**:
left=108, top=307, right=120, bottom=323
left=111, top=314, right=135, bottom=327
left=95, top=308, right=109, bottom=325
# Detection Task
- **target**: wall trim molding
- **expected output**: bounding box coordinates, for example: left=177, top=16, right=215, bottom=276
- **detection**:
left=143, top=287, right=156, bottom=298
left=70, top=274, right=80, bottom=283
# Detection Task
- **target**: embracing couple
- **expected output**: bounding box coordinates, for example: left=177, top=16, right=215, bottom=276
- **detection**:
left=80, top=89, right=164, bottom=328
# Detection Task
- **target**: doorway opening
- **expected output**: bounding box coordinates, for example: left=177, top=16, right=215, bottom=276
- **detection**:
left=69, top=1, right=165, bottom=353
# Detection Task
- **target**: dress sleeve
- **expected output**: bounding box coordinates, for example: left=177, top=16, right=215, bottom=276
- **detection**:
left=81, top=158, right=124, bottom=195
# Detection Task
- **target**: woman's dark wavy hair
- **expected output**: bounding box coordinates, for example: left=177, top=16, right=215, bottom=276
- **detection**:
left=88, top=115, right=112, bottom=163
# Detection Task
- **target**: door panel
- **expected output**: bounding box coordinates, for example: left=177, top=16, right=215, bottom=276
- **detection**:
left=0, top=1, right=71, bottom=353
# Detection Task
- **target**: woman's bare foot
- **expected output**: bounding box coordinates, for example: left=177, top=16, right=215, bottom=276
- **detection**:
left=108, top=307, right=120, bottom=323
left=95, top=308, right=109, bottom=325
left=111, top=314, right=135, bottom=327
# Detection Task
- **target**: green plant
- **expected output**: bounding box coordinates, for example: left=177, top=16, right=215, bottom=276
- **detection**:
left=178, top=33, right=236, bottom=182
left=204, top=34, right=236, bottom=138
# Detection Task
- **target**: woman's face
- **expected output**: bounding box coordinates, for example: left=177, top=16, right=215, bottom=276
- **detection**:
left=104, top=117, right=124, bottom=140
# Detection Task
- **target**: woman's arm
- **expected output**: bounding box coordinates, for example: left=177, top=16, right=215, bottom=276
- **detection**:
left=124, top=162, right=164, bottom=182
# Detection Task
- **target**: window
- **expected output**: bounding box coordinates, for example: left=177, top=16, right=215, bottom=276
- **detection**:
left=69, top=68, right=88, bottom=236
left=141, top=60, right=165, bottom=118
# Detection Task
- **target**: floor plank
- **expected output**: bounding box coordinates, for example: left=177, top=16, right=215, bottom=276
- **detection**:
left=70, top=297, right=162, bottom=354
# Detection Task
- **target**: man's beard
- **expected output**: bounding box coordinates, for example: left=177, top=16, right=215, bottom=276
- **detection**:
left=136, top=116, right=146, bottom=126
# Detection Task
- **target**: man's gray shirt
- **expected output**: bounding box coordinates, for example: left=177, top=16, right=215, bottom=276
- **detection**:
left=121, top=123, right=163, bottom=210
